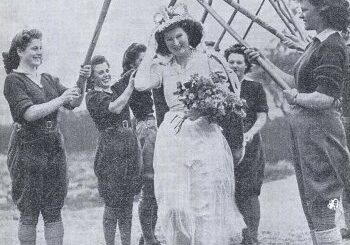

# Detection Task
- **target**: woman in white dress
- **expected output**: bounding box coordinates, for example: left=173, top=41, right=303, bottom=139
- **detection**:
left=134, top=4, right=243, bottom=245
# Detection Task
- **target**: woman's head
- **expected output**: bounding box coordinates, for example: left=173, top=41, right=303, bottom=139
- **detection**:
left=87, top=55, right=111, bottom=90
left=224, top=44, right=252, bottom=80
left=2, top=29, right=42, bottom=74
left=298, top=0, right=350, bottom=32
left=155, top=19, right=203, bottom=56
left=122, top=43, right=147, bottom=74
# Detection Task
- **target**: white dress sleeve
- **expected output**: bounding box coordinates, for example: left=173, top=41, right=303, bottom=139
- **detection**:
left=134, top=50, right=164, bottom=91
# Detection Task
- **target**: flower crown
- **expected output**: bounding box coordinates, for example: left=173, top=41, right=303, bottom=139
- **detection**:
left=153, top=3, right=194, bottom=33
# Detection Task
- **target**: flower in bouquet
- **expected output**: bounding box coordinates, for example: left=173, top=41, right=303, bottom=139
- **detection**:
left=173, top=72, right=246, bottom=132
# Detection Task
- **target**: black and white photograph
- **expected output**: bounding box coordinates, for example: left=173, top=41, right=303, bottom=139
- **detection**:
left=1, top=0, right=350, bottom=244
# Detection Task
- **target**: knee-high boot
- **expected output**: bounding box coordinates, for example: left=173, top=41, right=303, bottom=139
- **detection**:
left=341, top=199, right=350, bottom=238
left=18, top=223, right=36, bottom=245
left=314, top=227, right=342, bottom=245
left=103, top=206, right=118, bottom=245
left=139, top=204, right=158, bottom=244
left=44, top=221, right=64, bottom=245
left=342, top=195, right=350, bottom=230
left=310, top=230, right=317, bottom=245
left=151, top=203, right=158, bottom=236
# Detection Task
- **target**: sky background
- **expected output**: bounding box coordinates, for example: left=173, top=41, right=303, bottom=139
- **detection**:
left=0, top=0, right=300, bottom=124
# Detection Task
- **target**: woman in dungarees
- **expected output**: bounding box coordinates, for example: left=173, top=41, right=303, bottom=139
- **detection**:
left=246, top=0, right=350, bottom=243
left=224, top=44, right=268, bottom=245
left=2, top=29, right=91, bottom=245
left=86, top=55, right=142, bottom=245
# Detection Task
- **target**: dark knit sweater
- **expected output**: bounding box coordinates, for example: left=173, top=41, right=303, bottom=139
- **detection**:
left=343, top=45, right=350, bottom=117
left=294, top=32, right=348, bottom=99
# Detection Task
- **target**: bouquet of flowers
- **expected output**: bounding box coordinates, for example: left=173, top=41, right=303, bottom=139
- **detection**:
left=173, top=72, right=246, bottom=133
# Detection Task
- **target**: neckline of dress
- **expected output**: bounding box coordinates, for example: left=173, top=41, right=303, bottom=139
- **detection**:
left=171, top=48, right=197, bottom=74
left=95, top=86, right=113, bottom=94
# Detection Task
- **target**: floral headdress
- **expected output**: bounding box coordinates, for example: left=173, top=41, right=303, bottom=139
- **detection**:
left=153, top=3, right=195, bottom=33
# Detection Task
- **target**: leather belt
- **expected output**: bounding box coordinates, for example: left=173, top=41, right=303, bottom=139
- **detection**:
left=104, top=120, right=131, bottom=131
left=136, top=114, right=155, bottom=124
left=15, top=120, right=58, bottom=132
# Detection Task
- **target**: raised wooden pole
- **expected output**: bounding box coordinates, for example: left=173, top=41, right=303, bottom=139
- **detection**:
left=278, top=0, right=307, bottom=41
left=220, top=0, right=289, bottom=42
left=243, top=0, right=266, bottom=40
left=77, top=0, right=112, bottom=92
left=268, top=0, right=296, bottom=35
left=196, top=0, right=290, bottom=90
left=201, top=0, right=213, bottom=23
left=214, top=0, right=240, bottom=52
left=168, top=0, right=178, bottom=7
left=276, top=0, right=294, bottom=26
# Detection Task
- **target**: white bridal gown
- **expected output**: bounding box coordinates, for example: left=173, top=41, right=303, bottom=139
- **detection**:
left=136, top=49, right=243, bottom=245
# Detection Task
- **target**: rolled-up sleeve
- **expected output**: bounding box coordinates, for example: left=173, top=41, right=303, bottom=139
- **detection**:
left=4, top=75, right=34, bottom=121
left=314, top=45, right=346, bottom=99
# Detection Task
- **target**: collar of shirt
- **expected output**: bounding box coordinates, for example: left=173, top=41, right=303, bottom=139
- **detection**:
left=13, top=67, right=42, bottom=87
left=242, top=74, right=254, bottom=82
left=94, top=86, right=113, bottom=94
left=314, top=28, right=339, bottom=42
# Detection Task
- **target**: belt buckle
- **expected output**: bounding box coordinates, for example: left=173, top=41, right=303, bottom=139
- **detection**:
left=122, top=120, right=129, bottom=128
left=146, top=118, right=155, bottom=128
left=15, top=123, right=22, bottom=132
left=46, top=121, right=53, bottom=129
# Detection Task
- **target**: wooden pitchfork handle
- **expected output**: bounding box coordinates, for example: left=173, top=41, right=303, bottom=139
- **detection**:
left=196, top=0, right=290, bottom=90
left=220, top=0, right=289, bottom=43
left=76, top=0, right=112, bottom=93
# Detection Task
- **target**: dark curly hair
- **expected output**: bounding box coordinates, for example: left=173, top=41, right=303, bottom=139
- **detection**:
left=155, top=19, right=203, bottom=56
left=86, top=55, right=110, bottom=91
left=122, top=43, right=147, bottom=75
left=2, top=29, right=42, bottom=74
left=224, top=44, right=252, bottom=74
left=303, top=0, right=350, bottom=32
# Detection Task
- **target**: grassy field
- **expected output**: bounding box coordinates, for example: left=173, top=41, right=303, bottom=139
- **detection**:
left=0, top=152, right=295, bottom=210
left=2, top=152, right=350, bottom=244
left=4, top=175, right=347, bottom=245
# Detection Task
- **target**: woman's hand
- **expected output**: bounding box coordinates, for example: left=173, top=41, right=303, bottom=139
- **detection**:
left=243, top=131, right=255, bottom=143
left=232, top=147, right=244, bottom=166
left=243, top=47, right=262, bottom=65
left=59, top=88, right=81, bottom=105
left=282, top=34, right=308, bottom=52
left=283, top=88, right=298, bottom=105
left=79, top=65, right=91, bottom=78
left=128, top=70, right=137, bottom=88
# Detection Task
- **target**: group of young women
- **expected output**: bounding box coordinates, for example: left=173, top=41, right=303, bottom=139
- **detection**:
left=2, top=0, right=350, bottom=244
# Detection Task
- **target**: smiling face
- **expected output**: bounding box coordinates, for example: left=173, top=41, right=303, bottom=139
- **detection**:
left=227, top=52, right=247, bottom=81
left=299, top=0, right=324, bottom=32
left=17, top=38, right=43, bottom=68
left=164, top=27, right=190, bottom=57
left=92, top=62, right=111, bottom=89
